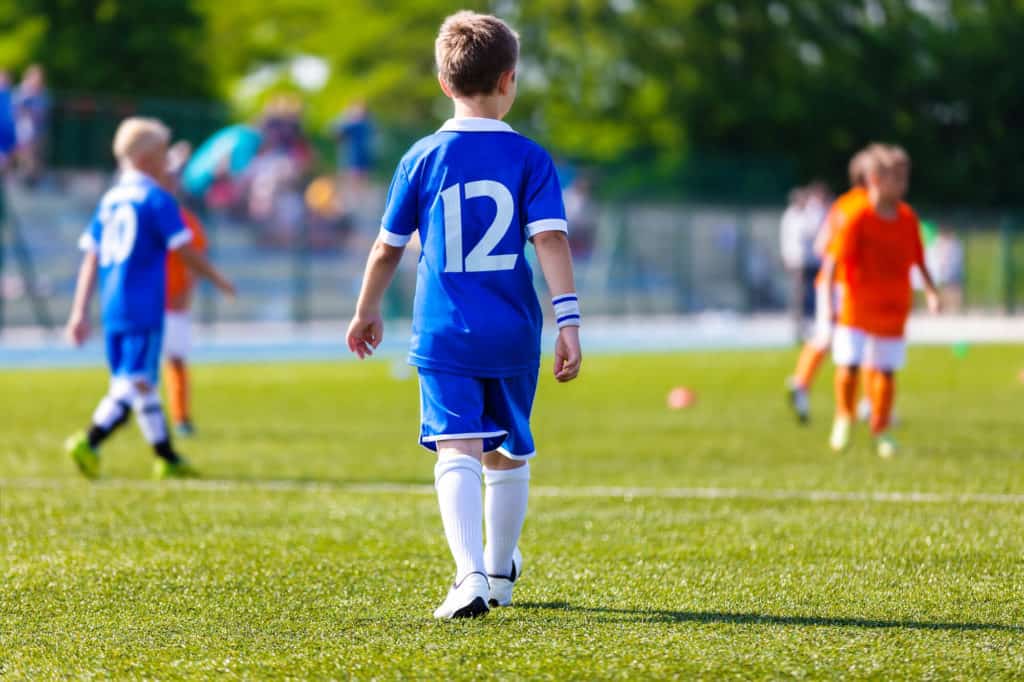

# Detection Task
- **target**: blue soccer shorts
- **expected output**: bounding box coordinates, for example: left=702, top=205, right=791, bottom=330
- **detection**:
left=418, top=368, right=538, bottom=460
left=105, top=329, right=164, bottom=387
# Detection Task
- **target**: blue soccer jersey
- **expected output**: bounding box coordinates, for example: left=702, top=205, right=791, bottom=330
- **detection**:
left=79, top=170, right=191, bottom=332
left=380, top=118, right=567, bottom=377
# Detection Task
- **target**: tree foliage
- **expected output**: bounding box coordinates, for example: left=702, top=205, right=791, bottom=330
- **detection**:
left=3, top=0, right=1024, bottom=203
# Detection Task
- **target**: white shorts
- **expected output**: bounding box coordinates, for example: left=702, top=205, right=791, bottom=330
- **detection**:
left=163, top=311, right=193, bottom=360
left=832, top=325, right=906, bottom=371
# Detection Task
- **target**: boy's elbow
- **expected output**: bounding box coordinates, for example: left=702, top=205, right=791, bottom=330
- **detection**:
left=531, top=229, right=569, bottom=249
left=373, top=239, right=405, bottom=265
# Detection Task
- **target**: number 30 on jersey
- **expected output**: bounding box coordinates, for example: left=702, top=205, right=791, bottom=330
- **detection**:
left=440, top=180, right=518, bottom=273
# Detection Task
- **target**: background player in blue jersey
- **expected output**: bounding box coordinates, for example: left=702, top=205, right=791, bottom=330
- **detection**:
left=64, top=118, right=235, bottom=480
left=346, top=11, right=582, bottom=619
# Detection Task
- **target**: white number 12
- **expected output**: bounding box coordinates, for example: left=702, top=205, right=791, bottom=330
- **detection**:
left=441, top=180, right=518, bottom=273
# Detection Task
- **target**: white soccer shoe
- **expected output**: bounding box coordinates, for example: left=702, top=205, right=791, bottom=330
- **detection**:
left=433, top=572, right=490, bottom=619
left=488, top=547, right=523, bottom=608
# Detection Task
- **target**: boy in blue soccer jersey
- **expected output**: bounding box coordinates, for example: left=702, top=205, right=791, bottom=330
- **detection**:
left=64, top=118, right=235, bottom=480
left=346, top=11, right=582, bottom=619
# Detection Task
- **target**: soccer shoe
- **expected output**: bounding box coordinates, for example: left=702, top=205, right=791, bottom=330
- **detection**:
left=433, top=572, right=490, bottom=619
left=829, top=417, right=852, bottom=453
left=174, top=421, right=196, bottom=438
left=786, top=382, right=810, bottom=424
left=488, top=547, right=523, bottom=608
left=153, top=457, right=200, bottom=480
left=876, top=432, right=898, bottom=459
left=65, top=431, right=100, bottom=479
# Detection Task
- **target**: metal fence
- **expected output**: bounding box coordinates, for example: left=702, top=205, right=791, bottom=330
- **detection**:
left=0, top=177, right=1020, bottom=334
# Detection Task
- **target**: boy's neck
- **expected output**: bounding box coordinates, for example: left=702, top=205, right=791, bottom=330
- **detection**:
left=868, top=188, right=898, bottom=218
left=452, top=97, right=505, bottom=121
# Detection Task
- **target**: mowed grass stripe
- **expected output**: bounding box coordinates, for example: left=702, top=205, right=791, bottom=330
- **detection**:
left=4, top=477, right=1024, bottom=505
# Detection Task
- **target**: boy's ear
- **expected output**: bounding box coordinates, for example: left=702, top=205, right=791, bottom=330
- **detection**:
left=497, top=70, right=516, bottom=95
left=438, top=74, right=455, bottom=99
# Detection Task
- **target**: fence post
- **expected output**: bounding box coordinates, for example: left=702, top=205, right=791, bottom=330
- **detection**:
left=291, top=219, right=311, bottom=324
left=1002, top=216, right=1016, bottom=315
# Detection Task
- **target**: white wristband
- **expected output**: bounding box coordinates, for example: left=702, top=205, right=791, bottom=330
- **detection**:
left=552, top=293, right=581, bottom=328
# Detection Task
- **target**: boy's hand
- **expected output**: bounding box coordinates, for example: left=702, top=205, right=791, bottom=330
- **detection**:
left=926, top=289, right=942, bottom=315
left=553, top=326, right=582, bottom=382
left=66, top=314, right=90, bottom=347
left=347, top=310, right=384, bottom=359
left=216, top=276, right=238, bottom=300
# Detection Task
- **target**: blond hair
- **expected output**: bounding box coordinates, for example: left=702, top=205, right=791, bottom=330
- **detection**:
left=112, top=117, right=171, bottom=162
left=861, top=143, right=906, bottom=176
left=848, top=150, right=871, bottom=188
left=436, top=11, right=519, bottom=96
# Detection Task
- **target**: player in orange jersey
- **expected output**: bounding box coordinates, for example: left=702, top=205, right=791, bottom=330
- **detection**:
left=819, top=145, right=940, bottom=456
left=786, top=149, right=870, bottom=423
left=162, top=142, right=209, bottom=436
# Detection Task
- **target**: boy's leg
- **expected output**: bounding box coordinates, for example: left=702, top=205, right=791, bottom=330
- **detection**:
left=163, top=311, right=193, bottom=432
left=482, top=451, right=529, bottom=581
left=830, top=326, right=865, bottom=452
left=88, top=378, right=134, bottom=449
left=434, top=438, right=487, bottom=584
left=868, top=369, right=895, bottom=435
left=165, top=357, right=190, bottom=429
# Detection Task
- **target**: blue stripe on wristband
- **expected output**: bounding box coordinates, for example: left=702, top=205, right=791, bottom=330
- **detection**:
left=556, top=314, right=581, bottom=325
left=551, top=294, right=578, bottom=305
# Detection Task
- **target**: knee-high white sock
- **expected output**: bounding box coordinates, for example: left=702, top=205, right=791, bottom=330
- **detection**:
left=87, top=381, right=135, bottom=448
left=484, top=463, right=530, bottom=577
left=133, top=392, right=169, bottom=446
left=434, top=452, right=485, bottom=583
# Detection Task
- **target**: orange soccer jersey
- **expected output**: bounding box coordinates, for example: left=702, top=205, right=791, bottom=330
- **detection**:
left=166, top=208, right=208, bottom=309
left=814, top=187, right=867, bottom=288
left=829, top=201, right=924, bottom=337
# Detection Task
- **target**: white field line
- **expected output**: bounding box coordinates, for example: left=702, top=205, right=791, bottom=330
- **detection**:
left=2, top=477, right=1024, bottom=505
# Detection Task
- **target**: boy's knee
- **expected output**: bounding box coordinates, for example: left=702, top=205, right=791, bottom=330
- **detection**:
left=133, top=380, right=154, bottom=396
left=482, top=451, right=527, bottom=470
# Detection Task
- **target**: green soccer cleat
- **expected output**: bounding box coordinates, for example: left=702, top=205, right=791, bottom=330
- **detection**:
left=876, top=432, right=898, bottom=459
left=153, top=457, right=200, bottom=480
left=65, top=431, right=100, bottom=479
left=829, top=417, right=852, bottom=453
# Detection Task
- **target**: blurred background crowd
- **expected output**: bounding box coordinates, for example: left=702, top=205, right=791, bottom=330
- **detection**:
left=0, top=1, right=1020, bottom=333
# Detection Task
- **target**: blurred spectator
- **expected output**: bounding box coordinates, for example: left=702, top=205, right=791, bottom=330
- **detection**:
left=332, top=101, right=374, bottom=189
left=245, top=96, right=314, bottom=246
left=927, top=226, right=964, bottom=312
left=563, top=174, right=597, bottom=260
left=0, top=70, right=17, bottom=164
left=14, top=64, right=50, bottom=186
left=780, top=182, right=830, bottom=341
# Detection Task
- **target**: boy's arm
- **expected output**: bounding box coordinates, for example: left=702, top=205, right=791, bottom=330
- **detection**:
left=176, top=244, right=236, bottom=298
left=916, top=261, right=941, bottom=314
left=533, top=230, right=582, bottom=382
left=346, top=238, right=405, bottom=359
left=66, top=251, right=98, bottom=346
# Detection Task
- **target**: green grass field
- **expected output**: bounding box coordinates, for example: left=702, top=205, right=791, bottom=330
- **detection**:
left=2, top=347, right=1023, bottom=679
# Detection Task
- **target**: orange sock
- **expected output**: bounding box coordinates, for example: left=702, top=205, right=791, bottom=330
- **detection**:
left=793, top=343, right=827, bottom=390
left=166, top=359, right=189, bottom=425
left=834, top=366, right=858, bottom=419
left=869, top=370, right=894, bottom=435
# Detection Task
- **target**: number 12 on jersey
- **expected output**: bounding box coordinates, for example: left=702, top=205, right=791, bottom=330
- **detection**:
left=441, top=180, right=518, bottom=273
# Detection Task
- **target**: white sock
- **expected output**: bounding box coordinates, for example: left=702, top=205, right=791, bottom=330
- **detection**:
left=484, top=463, right=530, bottom=577
left=133, top=392, right=169, bottom=445
left=434, top=452, right=485, bottom=583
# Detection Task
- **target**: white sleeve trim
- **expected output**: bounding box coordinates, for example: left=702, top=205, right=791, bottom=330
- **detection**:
left=167, top=229, right=193, bottom=251
left=78, top=233, right=97, bottom=253
left=379, top=226, right=413, bottom=247
left=526, top=218, right=568, bottom=237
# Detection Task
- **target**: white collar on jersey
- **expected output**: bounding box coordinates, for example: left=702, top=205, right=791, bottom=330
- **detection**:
left=438, top=117, right=517, bottom=133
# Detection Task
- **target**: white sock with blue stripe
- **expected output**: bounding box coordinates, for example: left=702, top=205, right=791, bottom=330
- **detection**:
left=484, top=462, right=530, bottom=578
left=133, top=391, right=169, bottom=446
left=434, top=451, right=485, bottom=583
